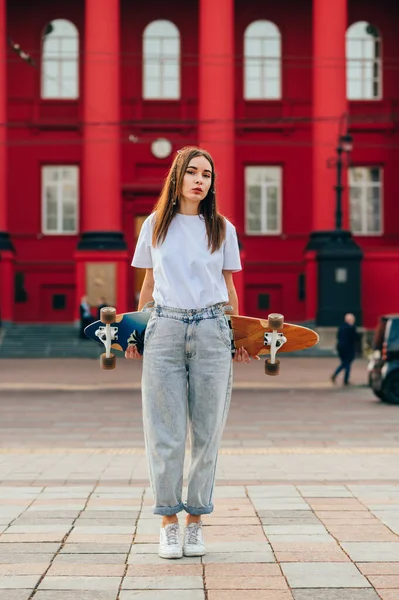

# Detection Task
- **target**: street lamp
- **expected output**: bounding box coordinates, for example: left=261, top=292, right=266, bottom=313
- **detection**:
left=334, top=132, right=353, bottom=231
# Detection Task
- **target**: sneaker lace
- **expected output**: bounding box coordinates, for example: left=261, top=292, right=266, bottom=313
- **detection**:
left=165, top=523, right=179, bottom=546
left=187, top=522, right=201, bottom=544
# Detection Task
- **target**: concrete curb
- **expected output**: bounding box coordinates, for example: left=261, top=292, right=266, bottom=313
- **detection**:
left=0, top=381, right=359, bottom=392
left=0, top=446, right=398, bottom=454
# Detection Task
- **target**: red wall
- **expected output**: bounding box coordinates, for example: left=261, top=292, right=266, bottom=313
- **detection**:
left=4, top=0, right=399, bottom=326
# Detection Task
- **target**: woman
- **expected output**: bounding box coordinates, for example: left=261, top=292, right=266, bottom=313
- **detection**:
left=126, top=146, right=257, bottom=559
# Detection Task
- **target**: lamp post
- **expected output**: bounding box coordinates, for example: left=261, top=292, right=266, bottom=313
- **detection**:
left=308, top=127, right=362, bottom=327
left=334, top=132, right=353, bottom=231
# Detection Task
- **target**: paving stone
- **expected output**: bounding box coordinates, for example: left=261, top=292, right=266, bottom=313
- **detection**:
left=38, top=576, right=122, bottom=591
left=6, top=525, right=72, bottom=534
left=0, top=553, right=55, bottom=563
left=65, top=533, right=133, bottom=544
left=126, top=564, right=202, bottom=576
left=0, top=533, right=66, bottom=543
left=119, top=592, right=205, bottom=600
left=53, top=553, right=127, bottom=564
left=202, top=551, right=276, bottom=564
left=247, top=486, right=301, bottom=497
left=258, top=510, right=312, bottom=518
left=263, top=525, right=328, bottom=535
left=0, top=543, right=60, bottom=553
left=47, top=564, right=125, bottom=576
left=71, top=525, right=136, bottom=534
left=122, top=576, right=204, bottom=589
left=275, top=551, right=350, bottom=562
left=205, top=525, right=265, bottom=542
left=13, top=519, right=75, bottom=526
left=261, top=516, right=321, bottom=526
left=368, top=575, right=399, bottom=588
left=59, top=543, right=131, bottom=554
left=0, top=575, right=42, bottom=588
left=323, top=527, right=398, bottom=542
left=0, top=564, right=50, bottom=575
left=16, top=511, right=81, bottom=519
left=267, top=534, right=335, bottom=543
left=0, top=592, right=33, bottom=600
left=34, top=593, right=117, bottom=600
left=206, top=576, right=289, bottom=589
left=357, top=563, right=399, bottom=575
left=28, top=504, right=86, bottom=512
left=207, top=592, right=293, bottom=600
left=342, top=543, right=399, bottom=562
left=205, top=542, right=272, bottom=553
left=79, top=511, right=140, bottom=520
left=251, top=503, right=310, bottom=511
left=292, top=590, right=381, bottom=600
left=376, top=592, right=399, bottom=600
left=75, top=518, right=138, bottom=526
left=204, top=563, right=281, bottom=577
left=281, top=563, right=371, bottom=588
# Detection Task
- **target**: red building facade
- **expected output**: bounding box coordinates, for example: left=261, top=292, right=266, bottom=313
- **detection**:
left=1, top=0, right=399, bottom=328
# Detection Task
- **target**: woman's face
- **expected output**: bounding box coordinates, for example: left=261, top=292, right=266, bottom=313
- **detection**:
left=180, top=155, right=213, bottom=206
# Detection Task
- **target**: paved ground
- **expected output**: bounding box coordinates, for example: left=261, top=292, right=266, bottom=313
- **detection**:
left=0, top=357, right=398, bottom=599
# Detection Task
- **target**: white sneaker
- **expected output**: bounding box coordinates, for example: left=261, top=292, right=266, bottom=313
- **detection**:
left=183, top=521, right=206, bottom=556
left=159, top=523, right=183, bottom=559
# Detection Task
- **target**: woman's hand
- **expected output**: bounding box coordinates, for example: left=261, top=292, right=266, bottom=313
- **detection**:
left=125, top=345, right=143, bottom=360
left=232, top=347, right=260, bottom=363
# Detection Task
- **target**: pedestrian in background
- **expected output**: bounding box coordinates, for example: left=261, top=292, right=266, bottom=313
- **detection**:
left=79, top=295, right=93, bottom=339
left=331, top=313, right=357, bottom=386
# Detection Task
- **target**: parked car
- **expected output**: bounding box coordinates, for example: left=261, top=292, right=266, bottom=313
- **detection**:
left=368, top=314, right=399, bottom=404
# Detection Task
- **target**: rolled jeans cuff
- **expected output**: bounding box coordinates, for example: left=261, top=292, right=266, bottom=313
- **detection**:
left=153, top=502, right=185, bottom=516
left=184, top=503, right=214, bottom=516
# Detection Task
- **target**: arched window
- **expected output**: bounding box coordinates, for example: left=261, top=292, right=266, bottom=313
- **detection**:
left=244, top=20, right=281, bottom=100
left=346, top=21, right=382, bottom=100
left=41, top=19, right=79, bottom=99
left=143, top=20, right=180, bottom=99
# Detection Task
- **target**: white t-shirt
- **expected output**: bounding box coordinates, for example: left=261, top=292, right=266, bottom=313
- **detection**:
left=131, top=212, right=241, bottom=309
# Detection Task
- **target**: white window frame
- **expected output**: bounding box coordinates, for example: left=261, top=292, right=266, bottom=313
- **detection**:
left=349, top=167, right=383, bottom=236
left=244, top=20, right=282, bottom=100
left=245, top=166, right=282, bottom=235
left=143, top=20, right=180, bottom=99
left=346, top=21, right=382, bottom=101
left=41, top=19, right=79, bottom=99
left=42, top=166, right=79, bottom=235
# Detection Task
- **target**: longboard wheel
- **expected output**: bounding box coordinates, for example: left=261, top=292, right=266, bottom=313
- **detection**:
left=268, top=313, right=284, bottom=329
left=265, top=358, right=280, bottom=376
left=100, top=353, right=116, bottom=370
left=100, top=307, right=117, bottom=324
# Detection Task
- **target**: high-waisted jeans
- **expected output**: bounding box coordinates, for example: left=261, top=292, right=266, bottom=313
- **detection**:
left=141, top=302, right=233, bottom=516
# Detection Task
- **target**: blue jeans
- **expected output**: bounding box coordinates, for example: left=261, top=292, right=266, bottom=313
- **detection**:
left=141, top=303, right=233, bottom=516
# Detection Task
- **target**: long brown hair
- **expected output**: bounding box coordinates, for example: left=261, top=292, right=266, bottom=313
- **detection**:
left=152, top=146, right=226, bottom=253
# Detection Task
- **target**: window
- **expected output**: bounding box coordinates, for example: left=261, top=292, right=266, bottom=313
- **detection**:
left=349, top=167, right=382, bottom=235
left=346, top=21, right=382, bottom=100
left=245, top=167, right=282, bottom=234
left=41, top=19, right=79, bottom=99
left=143, top=20, right=180, bottom=99
left=244, top=20, right=281, bottom=100
left=42, top=166, right=79, bottom=234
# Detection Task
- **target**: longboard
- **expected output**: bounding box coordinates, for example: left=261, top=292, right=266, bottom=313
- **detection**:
left=85, top=307, right=319, bottom=376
